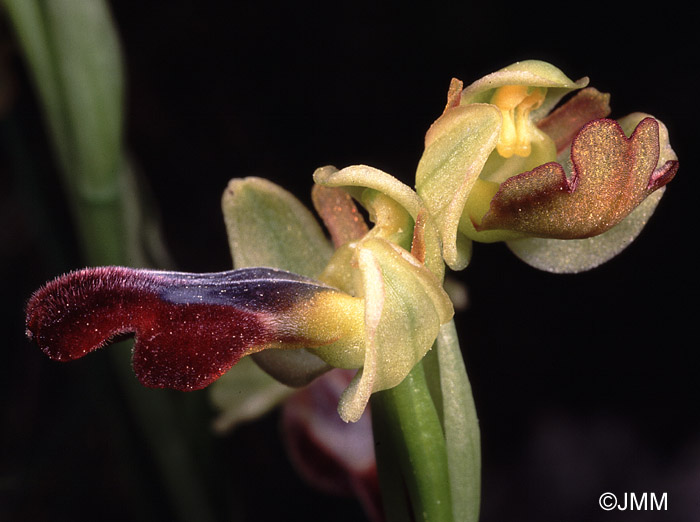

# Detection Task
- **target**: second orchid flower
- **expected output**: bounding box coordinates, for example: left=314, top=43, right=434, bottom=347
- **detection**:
left=416, top=60, right=678, bottom=273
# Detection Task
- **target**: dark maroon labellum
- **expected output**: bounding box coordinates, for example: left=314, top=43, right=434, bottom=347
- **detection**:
left=26, top=266, right=330, bottom=390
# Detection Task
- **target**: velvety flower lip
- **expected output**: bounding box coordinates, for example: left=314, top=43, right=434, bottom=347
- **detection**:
left=477, top=117, right=679, bottom=238
left=25, top=266, right=357, bottom=391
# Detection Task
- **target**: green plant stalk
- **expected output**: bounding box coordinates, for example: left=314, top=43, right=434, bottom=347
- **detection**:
left=4, top=2, right=217, bottom=521
left=370, top=406, right=413, bottom=522
left=373, top=317, right=481, bottom=522
left=371, top=361, right=454, bottom=522
left=2, top=0, right=127, bottom=264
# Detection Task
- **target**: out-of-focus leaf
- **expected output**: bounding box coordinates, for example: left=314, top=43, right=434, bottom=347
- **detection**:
left=210, top=357, right=293, bottom=433
left=4, top=0, right=127, bottom=264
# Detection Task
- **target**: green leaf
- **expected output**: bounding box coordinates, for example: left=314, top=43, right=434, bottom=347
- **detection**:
left=4, top=0, right=127, bottom=265
left=428, top=320, right=481, bottom=522
left=6, top=4, right=218, bottom=521
left=210, top=357, right=293, bottom=433
left=4, top=0, right=124, bottom=183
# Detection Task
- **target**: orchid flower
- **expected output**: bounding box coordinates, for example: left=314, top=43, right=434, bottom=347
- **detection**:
left=416, top=60, right=678, bottom=273
left=22, top=55, right=678, bottom=522
left=26, top=175, right=452, bottom=424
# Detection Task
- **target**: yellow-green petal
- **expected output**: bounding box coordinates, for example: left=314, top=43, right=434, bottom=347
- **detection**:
left=331, top=238, right=454, bottom=422
left=314, top=164, right=445, bottom=280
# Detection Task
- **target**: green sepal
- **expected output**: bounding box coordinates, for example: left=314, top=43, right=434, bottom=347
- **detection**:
left=220, top=176, right=333, bottom=386
left=222, top=177, right=333, bottom=276
left=460, top=60, right=588, bottom=120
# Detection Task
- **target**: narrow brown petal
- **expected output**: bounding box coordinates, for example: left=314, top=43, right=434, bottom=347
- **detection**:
left=537, top=88, right=611, bottom=154
left=443, top=77, right=463, bottom=113
left=410, top=210, right=428, bottom=264
left=312, top=184, right=369, bottom=247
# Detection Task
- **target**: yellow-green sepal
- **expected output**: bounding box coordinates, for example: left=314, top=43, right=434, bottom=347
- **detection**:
left=220, top=176, right=334, bottom=386
left=415, top=103, right=502, bottom=269
left=222, top=177, right=333, bottom=275
left=460, top=60, right=588, bottom=119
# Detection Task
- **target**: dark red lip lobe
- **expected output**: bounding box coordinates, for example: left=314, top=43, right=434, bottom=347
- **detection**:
left=25, top=266, right=327, bottom=390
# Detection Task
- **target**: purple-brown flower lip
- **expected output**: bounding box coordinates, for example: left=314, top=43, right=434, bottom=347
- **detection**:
left=26, top=266, right=342, bottom=391
left=477, top=117, right=678, bottom=239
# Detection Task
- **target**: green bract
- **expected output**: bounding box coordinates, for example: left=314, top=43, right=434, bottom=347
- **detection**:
left=416, top=60, right=678, bottom=273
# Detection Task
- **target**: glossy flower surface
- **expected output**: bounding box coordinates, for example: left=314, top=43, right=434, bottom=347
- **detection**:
left=416, top=60, right=678, bottom=272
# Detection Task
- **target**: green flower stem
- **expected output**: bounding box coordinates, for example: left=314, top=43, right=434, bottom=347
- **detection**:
left=371, top=361, right=454, bottom=522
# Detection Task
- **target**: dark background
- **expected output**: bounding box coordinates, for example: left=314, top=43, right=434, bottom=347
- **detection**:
left=2, top=2, right=697, bottom=521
